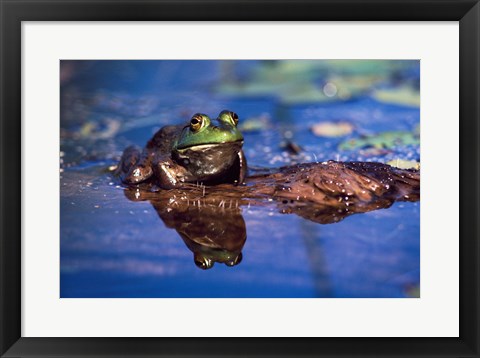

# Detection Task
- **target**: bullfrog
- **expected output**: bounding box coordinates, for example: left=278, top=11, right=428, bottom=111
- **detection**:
left=116, top=110, right=247, bottom=189
left=162, top=203, right=246, bottom=270
left=124, top=186, right=247, bottom=270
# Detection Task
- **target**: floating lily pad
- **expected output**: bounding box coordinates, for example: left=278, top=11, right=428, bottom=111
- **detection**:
left=279, top=83, right=334, bottom=104
left=322, top=60, right=408, bottom=77
left=238, top=115, right=271, bottom=132
left=79, top=118, right=121, bottom=140
left=311, top=121, right=355, bottom=137
left=387, top=159, right=420, bottom=170
left=216, top=60, right=407, bottom=104
left=373, top=86, right=420, bottom=107
left=339, top=131, right=419, bottom=151
left=325, top=74, right=382, bottom=100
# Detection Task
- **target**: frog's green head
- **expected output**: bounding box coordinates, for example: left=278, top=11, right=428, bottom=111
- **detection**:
left=175, top=110, right=243, bottom=150
left=172, top=111, right=245, bottom=182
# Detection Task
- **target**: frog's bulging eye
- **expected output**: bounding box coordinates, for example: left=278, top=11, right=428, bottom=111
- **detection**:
left=218, top=109, right=239, bottom=126
left=230, top=112, right=239, bottom=126
left=194, top=257, right=213, bottom=270
left=225, top=252, right=243, bottom=267
left=190, top=114, right=203, bottom=132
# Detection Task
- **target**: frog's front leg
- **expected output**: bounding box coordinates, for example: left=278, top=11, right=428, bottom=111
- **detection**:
left=116, top=146, right=154, bottom=185
left=152, top=156, right=190, bottom=189
left=115, top=146, right=140, bottom=182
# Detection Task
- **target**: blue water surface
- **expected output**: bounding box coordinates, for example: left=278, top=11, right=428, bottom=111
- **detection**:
left=60, top=60, right=420, bottom=298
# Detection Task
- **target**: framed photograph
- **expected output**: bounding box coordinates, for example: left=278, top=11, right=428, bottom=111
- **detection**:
left=1, top=0, right=478, bottom=357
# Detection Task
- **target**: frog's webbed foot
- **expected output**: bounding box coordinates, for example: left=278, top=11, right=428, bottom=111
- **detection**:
left=116, top=146, right=153, bottom=185
left=124, top=164, right=153, bottom=185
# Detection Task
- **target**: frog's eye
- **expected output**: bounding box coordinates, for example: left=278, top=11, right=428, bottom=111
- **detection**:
left=190, top=114, right=203, bottom=132
left=219, top=110, right=239, bottom=126
left=225, top=252, right=243, bottom=267
left=230, top=111, right=239, bottom=126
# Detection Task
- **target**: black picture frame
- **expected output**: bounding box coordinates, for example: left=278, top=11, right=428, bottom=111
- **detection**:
left=1, top=0, right=479, bottom=357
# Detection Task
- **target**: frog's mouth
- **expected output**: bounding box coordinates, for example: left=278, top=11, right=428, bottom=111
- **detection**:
left=176, top=140, right=243, bottom=152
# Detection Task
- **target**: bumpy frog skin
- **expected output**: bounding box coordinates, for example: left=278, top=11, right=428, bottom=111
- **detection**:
left=116, top=110, right=247, bottom=189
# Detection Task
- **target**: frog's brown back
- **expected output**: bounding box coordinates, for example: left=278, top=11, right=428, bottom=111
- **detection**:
left=146, top=124, right=184, bottom=154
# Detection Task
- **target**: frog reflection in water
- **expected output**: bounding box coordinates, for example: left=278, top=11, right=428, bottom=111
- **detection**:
left=116, top=110, right=247, bottom=189
left=125, top=189, right=246, bottom=270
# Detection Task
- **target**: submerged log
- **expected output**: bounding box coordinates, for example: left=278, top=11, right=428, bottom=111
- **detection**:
left=124, top=160, right=419, bottom=225
left=122, top=160, right=419, bottom=269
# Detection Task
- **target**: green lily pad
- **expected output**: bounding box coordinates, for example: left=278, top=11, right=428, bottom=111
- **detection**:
left=372, top=86, right=420, bottom=107
left=326, top=74, right=383, bottom=100
left=322, top=59, right=409, bottom=77
left=79, top=118, right=121, bottom=139
left=279, top=83, right=333, bottom=104
left=238, top=115, right=271, bottom=132
left=339, top=131, right=419, bottom=151
left=216, top=60, right=403, bottom=102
